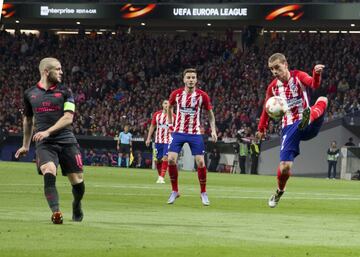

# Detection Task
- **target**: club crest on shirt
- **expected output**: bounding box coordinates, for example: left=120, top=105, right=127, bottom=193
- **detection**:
left=288, top=78, right=297, bottom=92
left=191, top=97, right=197, bottom=106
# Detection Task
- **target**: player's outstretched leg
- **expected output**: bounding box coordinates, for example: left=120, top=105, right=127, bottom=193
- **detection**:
left=310, top=96, right=328, bottom=123
left=269, top=165, right=290, bottom=208
left=72, top=181, right=85, bottom=222
left=298, top=96, right=328, bottom=130
left=167, top=164, right=180, bottom=204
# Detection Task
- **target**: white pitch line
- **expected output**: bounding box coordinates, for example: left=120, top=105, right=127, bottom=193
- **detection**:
left=1, top=189, right=360, bottom=201
left=0, top=183, right=357, bottom=198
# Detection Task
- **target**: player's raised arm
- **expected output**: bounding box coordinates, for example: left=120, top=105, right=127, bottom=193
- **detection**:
left=257, top=81, right=274, bottom=139
left=297, top=64, right=324, bottom=89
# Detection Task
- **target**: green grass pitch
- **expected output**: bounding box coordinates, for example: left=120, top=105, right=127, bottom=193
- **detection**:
left=0, top=161, right=360, bottom=257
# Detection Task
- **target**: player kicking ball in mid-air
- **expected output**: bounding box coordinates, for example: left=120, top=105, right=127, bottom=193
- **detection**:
left=15, top=57, right=85, bottom=224
left=167, top=68, right=217, bottom=206
left=145, top=100, right=175, bottom=184
left=257, top=53, right=328, bottom=208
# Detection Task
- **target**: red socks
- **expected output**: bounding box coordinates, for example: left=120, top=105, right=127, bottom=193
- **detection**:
left=197, top=167, right=207, bottom=193
left=310, top=98, right=328, bottom=123
left=168, top=164, right=178, bottom=192
left=277, top=166, right=290, bottom=191
left=160, top=160, right=168, bottom=178
left=168, top=165, right=206, bottom=193
left=156, top=161, right=162, bottom=176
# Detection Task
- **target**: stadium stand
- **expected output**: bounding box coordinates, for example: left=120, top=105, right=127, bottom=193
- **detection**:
left=0, top=30, right=359, bottom=143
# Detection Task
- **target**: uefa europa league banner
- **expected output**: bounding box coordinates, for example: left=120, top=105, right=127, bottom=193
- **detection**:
left=2, top=3, right=360, bottom=21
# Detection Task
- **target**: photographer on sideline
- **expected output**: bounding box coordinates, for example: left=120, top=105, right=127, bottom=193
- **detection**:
left=250, top=135, right=261, bottom=175
left=236, top=129, right=250, bottom=174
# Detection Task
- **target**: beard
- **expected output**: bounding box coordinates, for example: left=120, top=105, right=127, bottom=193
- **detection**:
left=48, top=72, right=61, bottom=84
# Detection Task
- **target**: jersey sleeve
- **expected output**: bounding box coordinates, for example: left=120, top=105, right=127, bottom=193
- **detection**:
left=151, top=112, right=157, bottom=126
left=63, top=88, right=76, bottom=113
left=169, top=90, right=177, bottom=106
left=23, top=91, right=33, bottom=117
left=297, top=69, right=321, bottom=89
left=257, top=81, right=275, bottom=133
left=202, top=91, right=213, bottom=111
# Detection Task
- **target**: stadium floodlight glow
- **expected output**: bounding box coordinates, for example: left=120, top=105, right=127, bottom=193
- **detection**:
left=349, top=31, right=360, bottom=33
left=341, top=31, right=348, bottom=33
left=76, top=21, right=81, bottom=25
left=141, top=22, right=146, bottom=26
left=320, top=31, right=327, bottom=33
left=207, top=23, right=211, bottom=26
left=289, top=30, right=300, bottom=33
left=5, top=29, right=15, bottom=34
left=56, top=31, right=78, bottom=35
left=351, top=24, right=355, bottom=27
left=20, top=29, right=40, bottom=35
left=15, top=20, right=19, bottom=23
left=309, top=30, right=317, bottom=33
left=329, top=30, right=339, bottom=33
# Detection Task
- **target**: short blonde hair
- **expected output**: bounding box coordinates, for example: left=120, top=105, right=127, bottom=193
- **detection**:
left=268, top=53, right=287, bottom=64
left=183, top=68, right=197, bottom=77
left=39, top=57, right=60, bottom=74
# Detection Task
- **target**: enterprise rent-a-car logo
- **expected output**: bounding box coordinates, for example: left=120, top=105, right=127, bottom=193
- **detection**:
left=40, top=6, right=97, bottom=16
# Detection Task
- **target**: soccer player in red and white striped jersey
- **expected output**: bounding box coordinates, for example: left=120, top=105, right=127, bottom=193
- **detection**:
left=257, top=53, right=328, bottom=208
left=166, top=68, right=217, bottom=206
left=146, top=100, right=175, bottom=184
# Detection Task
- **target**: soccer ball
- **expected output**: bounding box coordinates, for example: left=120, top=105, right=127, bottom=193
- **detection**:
left=265, top=96, right=288, bottom=120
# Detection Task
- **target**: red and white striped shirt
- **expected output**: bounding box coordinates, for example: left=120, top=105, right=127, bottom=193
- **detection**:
left=258, top=69, right=321, bottom=132
left=151, top=110, right=175, bottom=144
left=169, top=87, right=212, bottom=135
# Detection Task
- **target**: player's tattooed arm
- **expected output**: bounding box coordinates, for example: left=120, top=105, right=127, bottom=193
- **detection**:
left=208, top=110, right=217, bottom=143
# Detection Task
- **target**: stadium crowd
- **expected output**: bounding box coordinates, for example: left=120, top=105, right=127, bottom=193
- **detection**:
left=0, top=29, right=359, bottom=142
